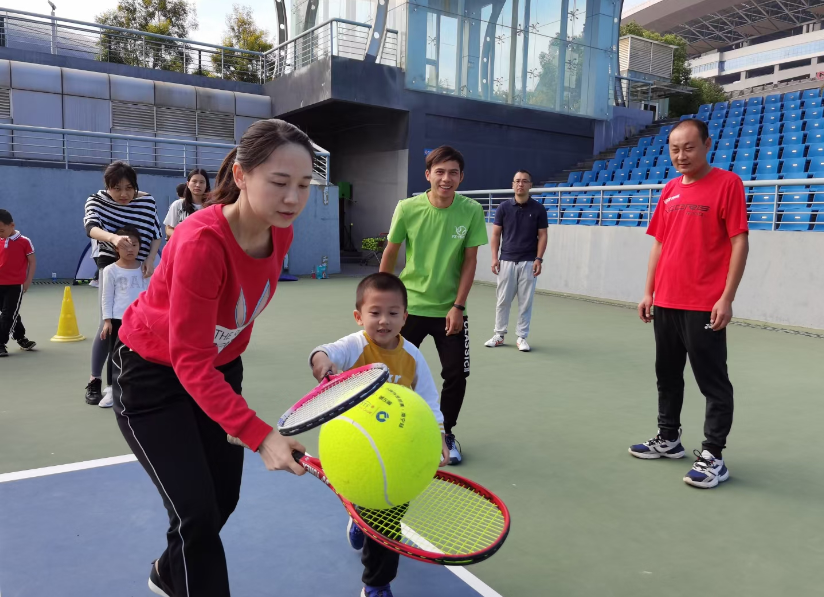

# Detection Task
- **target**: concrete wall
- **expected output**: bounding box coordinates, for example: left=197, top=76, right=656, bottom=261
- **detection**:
left=593, top=106, right=654, bottom=155
left=1, top=164, right=339, bottom=279
left=475, top=223, right=824, bottom=331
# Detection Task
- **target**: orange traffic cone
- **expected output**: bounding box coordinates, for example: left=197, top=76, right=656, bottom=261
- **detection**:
left=51, top=286, right=86, bottom=342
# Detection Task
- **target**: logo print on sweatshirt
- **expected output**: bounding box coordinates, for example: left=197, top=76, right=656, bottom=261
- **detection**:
left=213, top=282, right=271, bottom=353
left=452, top=225, right=467, bottom=239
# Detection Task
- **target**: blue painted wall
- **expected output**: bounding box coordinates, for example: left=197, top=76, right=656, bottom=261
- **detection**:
left=0, top=164, right=339, bottom=279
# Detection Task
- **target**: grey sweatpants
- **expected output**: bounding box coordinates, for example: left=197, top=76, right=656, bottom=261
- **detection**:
left=494, top=260, right=538, bottom=339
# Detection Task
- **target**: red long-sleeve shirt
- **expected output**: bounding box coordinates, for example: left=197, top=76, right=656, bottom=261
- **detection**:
left=120, top=204, right=292, bottom=451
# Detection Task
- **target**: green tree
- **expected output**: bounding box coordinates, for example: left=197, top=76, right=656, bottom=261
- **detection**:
left=212, top=5, right=272, bottom=82
left=668, top=78, right=727, bottom=117
left=620, top=21, right=690, bottom=85
left=96, top=0, right=198, bottom=72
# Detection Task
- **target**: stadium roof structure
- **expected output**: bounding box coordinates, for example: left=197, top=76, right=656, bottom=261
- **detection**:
left=623, top=0, right=824, bottom=55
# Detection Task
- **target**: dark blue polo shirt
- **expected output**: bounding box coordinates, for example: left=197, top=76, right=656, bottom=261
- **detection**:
left=493, top=198, right=548, bottom=262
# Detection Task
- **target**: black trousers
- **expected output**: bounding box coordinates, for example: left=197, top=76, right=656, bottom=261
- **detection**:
left=402, top=314, right=470, bottom=435
left=654, top=306, right=734, bottom=457
left=112, top=340, right=244, bottom=597
left=0, top=284, right=25, bottom=346
left=361, top=503, right=408, bottom=587
left=105, top=319, right=122, bottom=387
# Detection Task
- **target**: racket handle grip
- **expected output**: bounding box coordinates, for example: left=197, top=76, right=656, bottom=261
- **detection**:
left=292, top=450, right=305, bottom=463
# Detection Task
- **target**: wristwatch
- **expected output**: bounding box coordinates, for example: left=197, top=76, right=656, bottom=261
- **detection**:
left=535, top=257, right=544, bottom=263
left=452, top=304, right=466, bottom=311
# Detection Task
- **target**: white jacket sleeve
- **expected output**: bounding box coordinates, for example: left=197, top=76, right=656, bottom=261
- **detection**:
left=411, top=349, right=445, bottom=431
left=100, top=265, right=116, bottom=320
left=308, top=332, right=365, bottom=372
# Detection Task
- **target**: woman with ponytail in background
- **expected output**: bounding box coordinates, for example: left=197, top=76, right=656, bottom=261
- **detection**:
left=111, top=120, right=315, bottom=597
left=164, top=168, right=211, bottom=240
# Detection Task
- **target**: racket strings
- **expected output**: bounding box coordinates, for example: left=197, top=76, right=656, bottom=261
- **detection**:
left=357, top=477, right=506, bottom=556
left=280, top=369, right=386, bottom=427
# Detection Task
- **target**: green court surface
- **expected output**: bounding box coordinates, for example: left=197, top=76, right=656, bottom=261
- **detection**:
left=2, top=278, right=823, bottom=597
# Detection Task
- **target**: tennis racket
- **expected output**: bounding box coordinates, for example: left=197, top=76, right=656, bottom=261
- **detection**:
left=227, top=363, right=389, bottom=445
left=292, top=451, right=510, bottom=566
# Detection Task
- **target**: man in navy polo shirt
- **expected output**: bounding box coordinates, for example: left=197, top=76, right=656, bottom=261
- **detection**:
left=485, top=170, right=548, bottom=352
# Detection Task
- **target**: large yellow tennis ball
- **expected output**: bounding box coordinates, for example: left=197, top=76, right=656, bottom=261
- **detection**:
left=319, top=383, right=441, bottom=509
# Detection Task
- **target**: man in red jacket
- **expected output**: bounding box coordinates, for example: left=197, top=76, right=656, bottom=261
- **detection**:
left=629, top=118, right=749, bottom=490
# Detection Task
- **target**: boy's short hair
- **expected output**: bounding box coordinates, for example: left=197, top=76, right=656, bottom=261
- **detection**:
left=115, top=225, right=141, bottom=246
left=425, top=146, right=465, bottom=173
left=356, top=273, right=408, bottom=310
left=176, top=183, right=187, bottom=198
left=0, top=209, right=12, bottom=225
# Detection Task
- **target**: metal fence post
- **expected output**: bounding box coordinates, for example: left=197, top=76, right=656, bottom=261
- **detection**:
left=183, top=43, right=187, bottom=73
left=599, top=190, right=603, bottom=226
left=63, top=134, right=68, bottom=169
left=221, top=49, right=224, bottom=78
left=771, top=184, right=778, bottom=231
left=142, top=36, right=146, bottom=67
left=126, top=139, right=130, bottom=164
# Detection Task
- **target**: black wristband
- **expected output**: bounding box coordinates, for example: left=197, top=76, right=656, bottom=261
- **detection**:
left=535, top=257, right=543, bottom=263
left=452, top=304, right=466, bottom=311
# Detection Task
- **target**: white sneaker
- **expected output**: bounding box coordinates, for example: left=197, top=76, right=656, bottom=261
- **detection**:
left=99, top=386, right=113, bottom=408
left=516, top=337, right=530, bottom=352
left=684, top=449, right=730, bottom=489
left=89, top=279, right=99, bottom=288
left=484, top=334, right=504, bottom=347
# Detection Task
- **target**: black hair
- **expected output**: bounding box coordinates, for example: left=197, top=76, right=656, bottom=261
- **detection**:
left=209, top=119, right=315, bottom=207
left=113, top=225, right=141, bottom=258
left=176, top=183, right=187, bottom=198
left=514, top=170, right=533, bottom=182
left=103, top=161, right=139, bottom=193
left=0, top=209, right=12, bottom=225
left=669, top=119, right=709, bottom=143
left=182, top=168, right=211, bottom=215
left=356, top=273, right=408, bottom=310
left=425, top=146, right=465, bottom=173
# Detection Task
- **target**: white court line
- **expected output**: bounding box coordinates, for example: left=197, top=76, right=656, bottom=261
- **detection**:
left=402, top=523, right=504, bottom=597
left=0, top=457, right=504, bottom=597
left=0, top=454, right=137, bottom=483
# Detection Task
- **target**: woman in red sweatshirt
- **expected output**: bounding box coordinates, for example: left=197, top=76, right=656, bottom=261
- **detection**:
left=113, top=119, right=312, bottom=597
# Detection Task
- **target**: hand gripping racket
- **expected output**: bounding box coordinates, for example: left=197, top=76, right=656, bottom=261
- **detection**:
left=293, top=452, right=510, bottom=566
left=227, top=363, right=390, bottom=445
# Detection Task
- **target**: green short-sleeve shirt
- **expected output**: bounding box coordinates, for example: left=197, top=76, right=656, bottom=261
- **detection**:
left=388, top=192, right=488, bottom=317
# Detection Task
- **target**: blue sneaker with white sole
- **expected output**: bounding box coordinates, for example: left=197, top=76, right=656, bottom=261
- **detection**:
left=629, top=429, right=685, bottom=459
left=684, top=449, right=730, bottom=489
left=347, top=517, right=364, bottom=551
left=445, top=433, right=462, bottom=465
left=361, top=584, right=393, bottom=597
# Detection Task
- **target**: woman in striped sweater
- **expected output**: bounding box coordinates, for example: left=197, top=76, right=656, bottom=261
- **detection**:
left=83, top=162, right=162, bottom=406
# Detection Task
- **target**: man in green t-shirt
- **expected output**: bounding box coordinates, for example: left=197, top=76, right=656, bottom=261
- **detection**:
left=380, top=146, right=488, bottom=465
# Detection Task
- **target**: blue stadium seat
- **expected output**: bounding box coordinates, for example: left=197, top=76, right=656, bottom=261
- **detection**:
left=721, top=127, right=740, bottom=139
left=807, top=128, right=824, bottom=144
left=802, top=88, right=821, bottom=100
left=648, top=166, right=666, bottom=181
left=629, top=147, right=644, bottom=160
left=581, top=171, right=596, bottom=184
left=657, top=155, right=672, bottom=167
left=638, top=137, right=653, bottom=148
left=736, top=147, right=757, bottom=162
left=665, top=167, right=679, bottom=179
left=630, top=192, right=653, bottom=210
left=756, top=160, right=779, bottom=179
left=652, top=135, right=668, bottom=146
left=808, top=143, right=824, bottom=158
left=726, top=116, right=743, bottom=129
left=640, top=156, right=656, bottom=169
left=809, top=156, right=824, bottom=176
left=645, top=145, right=663, bottom=157
left=591, top=160, right=606, bottom=172
left=567, top=171, right=582, bottom=184
left=745, top=105, right=763, bottom=116
left=715, top=138, right=734, bottom=152
left=751, top=190, right=777, bottom=206
left=709, top=122, right=724, bottom=137
left=731, top=99, right=746, bottom=109
left=602, top=209, right=620, bottom=226
left=779, top=187, right=810, bottom=210
left=778, top=211, right=812, bottom=231
left=731, top=162, right=754, bottom=179
left=546, top=209, right=560, bottom=223
left=780, top=159, right=808, bottom=178
left=764, top=104, right=781, bottom=115
left=696, top=113, right=710, bottom=122
left=757, top=146, right=780, bottom=161
left=680, top=114, right=694, bottom=121
left=740, top=126, right=758, bottom=137
left=561, top=208, right=580, bottom=225
left=542, top=191, right=559, bottom=206
left=813, top=212, right=824, bottom=231
left=714, top=101, right=729, bottom=110
left=713, top=150, right=735, bottom=163
left=614, top=147, right=630, bottom=161
left=783, top=131, right=806, bottom=146
left=784, top=91, right=801, bottom=102
left=728, top=109, right=744, bottom=121
left=714, top=160, right=732, bottom=171
left=746, top=97, right=763, bottom=107
left=782, top=145, right=806, bottom=161
left=748, top=211, right=774, bottom=230
left=659, top=125, right=674, bottom=134
left=765, top=94, right=782, bottom=105
left=619, top=210, right=643, bottom=227
left=698, top=103, right=712, bottom=114
left=596, top=170, right=612, bottom=183
left=762, top=113, right=781, bottom=126
left=622, top=158, right=639, bottom=170
left=763, top=123, right=781, bottom=136
left=629, top=168, right=648, bottom=181
left=743, top=114, right=762, bottom=127
left=613, top=170, right=630, bottom=184
left=580, top=209, right=599, bottom=226
left=784, top=100, right=802, bottom=112
left=783, top=110, right=803, bottom=122
left=782, top=121, right=804, bottom=135
left=575, top=193, right=593, bottom=207
left=805, top=108, right=824, bottom=121
left=804, top=98, right=823, bottom=109
left=761, top=135, right=780, bottom=147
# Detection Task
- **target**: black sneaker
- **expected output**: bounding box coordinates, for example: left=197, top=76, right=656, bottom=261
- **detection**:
left=0, top=345, right=7, bottom=358
left=148, top=561, right=173, bottom=597
left=85, top=378, right=103, bottom=405
left=16, top=338, right=36, bottom=351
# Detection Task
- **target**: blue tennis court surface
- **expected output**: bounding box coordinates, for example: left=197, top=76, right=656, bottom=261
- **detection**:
left=0, top=456, right=493, bottom=597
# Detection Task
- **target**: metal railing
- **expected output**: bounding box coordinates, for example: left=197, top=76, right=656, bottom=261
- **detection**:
left=0, top=8, right=266, bottom=82
left=0, top=123, right=331, bottom=184
left=462, top=178, right=824, bottom=232
left=262, top=19, right=399, bottom=80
